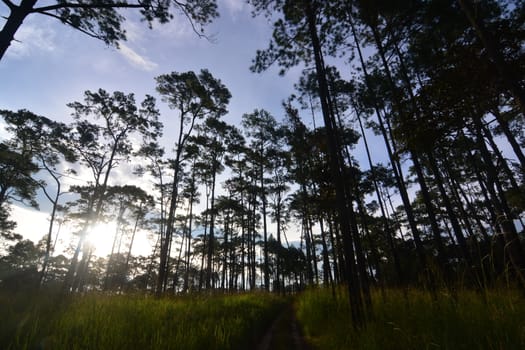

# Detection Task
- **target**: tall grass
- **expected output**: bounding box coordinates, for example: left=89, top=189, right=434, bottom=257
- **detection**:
left=0, top=290, right=286, bottom=350
left=296, top=287, right=525, bottom=349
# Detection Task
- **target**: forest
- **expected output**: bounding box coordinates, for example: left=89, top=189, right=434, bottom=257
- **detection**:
left=1, top=0, right=524, bottom=349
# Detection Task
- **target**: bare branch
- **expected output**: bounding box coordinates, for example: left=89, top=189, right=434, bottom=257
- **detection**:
left=178, top=3, right=208, bottom=40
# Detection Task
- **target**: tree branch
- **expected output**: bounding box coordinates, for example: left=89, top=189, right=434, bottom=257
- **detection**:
left=2, top=0, right=16, bottom=11
left=32, top=2, right=144, bottom=13
left=177, top=3, right=208, bottom=40
left=37, top=11, right=104, bottom=40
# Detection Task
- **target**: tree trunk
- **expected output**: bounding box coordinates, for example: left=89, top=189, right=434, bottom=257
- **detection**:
left=206, top=166, right=218, bottom=289
left=260, top=154, right=270, bottom=291
left=354, top=106, right=404, bottom=287
left=0, top=0, right=36, bottom=60
left=306, top=2, right=364, bottom=327
left=348, top=12, right=430, bottom=281
left=39, top=168, right=61, bottom=287
left=472, top=117, right=525, bottom=288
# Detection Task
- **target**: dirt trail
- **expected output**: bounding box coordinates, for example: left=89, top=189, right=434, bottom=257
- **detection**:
left=255, top=305, right=311, bottom=350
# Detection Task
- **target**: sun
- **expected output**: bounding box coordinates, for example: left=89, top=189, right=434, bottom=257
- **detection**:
left=85, top=221, right=118, bottom=256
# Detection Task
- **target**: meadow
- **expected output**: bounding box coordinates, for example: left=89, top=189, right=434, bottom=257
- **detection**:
left=295, top=287, right=525, bottom=350
left=0, top=290, right=286, bottom=350
left=2, top=287, right=524, bottom=349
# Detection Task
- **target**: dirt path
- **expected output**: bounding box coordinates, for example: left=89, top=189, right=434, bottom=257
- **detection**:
left=255, top=305, right=311, bottom=350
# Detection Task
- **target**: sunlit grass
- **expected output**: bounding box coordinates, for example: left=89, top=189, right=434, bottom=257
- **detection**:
left=0, top=290, right=286, bottom=350
left=295, top=287, right=525, bottom=350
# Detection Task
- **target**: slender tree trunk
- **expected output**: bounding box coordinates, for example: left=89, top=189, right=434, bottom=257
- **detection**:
left=103, top=205, right=125, bottom=291
left=206, top=167, right=218, bottom=289
left=39, top=169, right=61, bottom=287
left=306, top=2, right=364, bottom=327
left=250, top=188, right=257, bottom=289
left=260, top=156, right=270, bottom=291
left=411, top=152, right=448, bottom=269
left=275, top=191, right=283, bottom=293
left=426, top=151, right=475, bottom=272
left=348, top=12, right=429, bottom=279
left=333, top=95, right=371, bottom=311
left=472, top=117, right=525, bottom=287
left=63, top=196, right=95, bottom=292
left=157, top=157, right=181, bottom=294
left=327, top=215, right=341, bottom=284
left=318, top=217, right=332, bottom=286
left=183, top=188, right=195, bottom=293
left=221, top=210, right=230, bottom=290
left=354, top=105, right=404, bottom=287
left=198, top=189, right=210, bottom=291
left=158, top=112, right=196, bottom=295
left=240, top=190, right=246, bottom=291
left=123, top=205, right=143, bottom=291
left=302, top=215, right=314, bottom=285
left=481, top=122, right=521, bottom=190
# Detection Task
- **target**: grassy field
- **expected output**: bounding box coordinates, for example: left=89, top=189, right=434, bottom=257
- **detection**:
left=4, top=287, right=523, bottom=349
left=0, top=290, right=287, bottom=350
left=295, top=287, right=525, bottom=350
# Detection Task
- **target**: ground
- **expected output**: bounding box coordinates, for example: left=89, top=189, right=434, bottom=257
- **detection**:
left=256, top=305, right=311, bottom=350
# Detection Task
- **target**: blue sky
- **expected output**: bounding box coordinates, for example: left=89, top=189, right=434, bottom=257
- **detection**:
left=0, top=0, right=391, bottom=255
left=0, top=0, right=305, bottom=254
left=0, top=1, right=302, bottom=125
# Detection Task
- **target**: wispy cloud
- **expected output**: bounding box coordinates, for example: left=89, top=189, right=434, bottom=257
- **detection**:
left=7, top=25, right=56, bottom=58
left=118, top=43, right=158, bottom=71
left=220, top=0, right=248, bottom=17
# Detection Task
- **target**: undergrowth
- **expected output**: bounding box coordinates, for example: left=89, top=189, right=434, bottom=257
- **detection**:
left=295, top=287, right=525, bottom=350
left=0, top=290, right=286, bottom=350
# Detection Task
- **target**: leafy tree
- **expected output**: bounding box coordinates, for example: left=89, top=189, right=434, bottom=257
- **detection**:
left=188, top=117, right=240, bottom=289
left=250, top=0, right=367, bottom=325
left=0, top=239, right=43, bottom=290
left=242, top=109, right=286, bottom=291
left=0, top=142, right=37, bottom=241
left=64, top=89, right=161, bottom=291
left=154, top=69, right=230, bottom=294
left=1, top=109, right=71, bottom=244
left=101, top=185, right=154, bottom=291
left=0, top=109, right=77, bottom=285
left=0, top=0, right=218, bottom=60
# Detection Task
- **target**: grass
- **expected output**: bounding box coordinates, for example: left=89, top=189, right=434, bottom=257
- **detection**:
left=5, top=286, right=522, bottom=349
left=295, top=287, right=525, bottom=350
left=0, top=290, right=287, bottom=350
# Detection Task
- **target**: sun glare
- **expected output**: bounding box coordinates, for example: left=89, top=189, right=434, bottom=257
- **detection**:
left=86, top=222, right=119, bottom=256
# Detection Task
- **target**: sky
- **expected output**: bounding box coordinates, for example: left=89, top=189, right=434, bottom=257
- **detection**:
left=0, top=0, right=389, bottom=257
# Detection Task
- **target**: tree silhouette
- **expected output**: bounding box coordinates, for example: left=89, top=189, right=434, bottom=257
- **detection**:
left=0, top=0, right=218, bottom=60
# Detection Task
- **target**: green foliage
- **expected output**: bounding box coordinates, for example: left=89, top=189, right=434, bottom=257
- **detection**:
left=296, top=287, right=525, bottom=350
left=0, top=291, right=286, bottom=350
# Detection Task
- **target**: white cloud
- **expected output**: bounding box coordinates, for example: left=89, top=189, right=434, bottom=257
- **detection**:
left=7, top=24, right=56, bottom=58
left=155, top=16, right=195, bottom=42
left=122, top=17, right=144, bottom=43
left=118, top=43, right=158, bottom=71
left=11, top=205, right=50, bottom=243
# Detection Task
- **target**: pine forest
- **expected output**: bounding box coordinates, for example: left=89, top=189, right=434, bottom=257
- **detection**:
left=1, top=0, right=524, bottom=349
